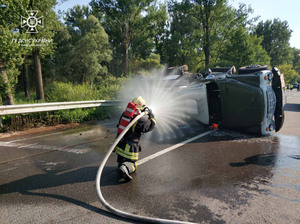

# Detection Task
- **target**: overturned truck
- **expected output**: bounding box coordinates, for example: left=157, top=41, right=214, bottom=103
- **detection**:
left=177, top=65, right=285, bottom=135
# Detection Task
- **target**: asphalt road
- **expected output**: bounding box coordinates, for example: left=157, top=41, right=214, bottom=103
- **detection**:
left=0, top=90, right=299, bottom=224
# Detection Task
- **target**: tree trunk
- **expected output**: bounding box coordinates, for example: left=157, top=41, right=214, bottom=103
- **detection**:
left=0, top=61, right=14, bottom=105
left=204, top=25, right=210, bottom=66
left=33, top=49, right=44, bottom=101
left=123, top=23, right=129, bottom=75
left=123, top=42, right=129, bottom=75
left=204, top=4, right=210, bottom=67
left=23, top=57, right=30, bottom=100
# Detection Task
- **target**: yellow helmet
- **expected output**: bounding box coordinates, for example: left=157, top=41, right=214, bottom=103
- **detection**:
left=132, top=96, right=146, bottom=110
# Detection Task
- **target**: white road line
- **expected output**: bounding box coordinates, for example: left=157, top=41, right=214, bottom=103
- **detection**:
left=137, top=130, right=214, bottom=166
left=6, top=131, right=66, bottom=143
left=102, top=122, right=116, bottom=125
left=17, top=143, right=38, bottom=148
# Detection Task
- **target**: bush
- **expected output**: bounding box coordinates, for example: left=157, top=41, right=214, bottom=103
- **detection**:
left=45, top=82, right=99, bottom=102
left=96, top=75, right=128, bottom=100
left=129, top=53, right=163, bottom=74
left=45, top=77, right=128, bottom=101
left=1, top=112, right=61, bottom=132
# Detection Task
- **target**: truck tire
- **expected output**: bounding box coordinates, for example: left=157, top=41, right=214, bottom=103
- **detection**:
left=211, top=67, right=232, bottom=73
left=238, top=65, right=270, bottom=74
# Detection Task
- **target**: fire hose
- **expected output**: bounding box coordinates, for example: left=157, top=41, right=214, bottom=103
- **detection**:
left=95, top=111, right=196, bottom=224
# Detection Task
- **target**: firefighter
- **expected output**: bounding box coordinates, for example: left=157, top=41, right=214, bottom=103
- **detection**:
left=115, top=96, right=156, bottom=180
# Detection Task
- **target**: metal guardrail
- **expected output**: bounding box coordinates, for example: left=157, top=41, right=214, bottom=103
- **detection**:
left=0, top=100, right=123, bottom=116
left=0, top=100, right=123, bottom=126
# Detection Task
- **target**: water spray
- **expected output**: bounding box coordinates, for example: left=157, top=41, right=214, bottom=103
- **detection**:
left=119, top=71, right=193, bottom=142
left=95, top=111, right=196, bottom=224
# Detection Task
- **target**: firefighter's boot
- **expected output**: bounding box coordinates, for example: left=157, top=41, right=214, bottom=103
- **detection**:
left=120, top=164, right=132, bottom=180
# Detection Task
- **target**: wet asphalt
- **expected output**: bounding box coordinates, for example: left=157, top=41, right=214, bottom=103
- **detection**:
left=0, top=90, right=299, bottom=224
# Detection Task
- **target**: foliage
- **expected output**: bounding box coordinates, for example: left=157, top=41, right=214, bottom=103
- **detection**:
left=28, top=0, right=58, bottom=57
left=0, top=27, right=27, bottom=104
left=292, top=48, right=300, bottom=75
left=163, top=0, right=255, bottom=71
left=90, top=0, right=167, bottom=75
left=44, top=6, right=112, bottom=85
left=45, top=78, right=127, bottom=102
left=148, top=3, right=168, bottom=64
left=165, top=0, right=201, bottom=70
left=42, top=23, right=72, bottom=84
left=255, top=19, right=293, bottom=66
left=0, top=0, right=30, bottom=104
left=45, top=82, right=99, bottom=102
left=0, top=111, right=62, bottom=132
left=96, top=74, right=129, bottom=100
left=220, top=26, right=270, bottom=68
left=190, top=0, right=229, bottom=66
left=277, top=64, right=300, bottom=85
left=130, top=53, right=163, bottom=73
left=53, top=107, right=112, bottom=123
left=13, top=91, right=41, bottom=104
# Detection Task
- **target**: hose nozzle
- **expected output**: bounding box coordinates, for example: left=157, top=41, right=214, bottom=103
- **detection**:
left=142, top=106, right=150, bottom=114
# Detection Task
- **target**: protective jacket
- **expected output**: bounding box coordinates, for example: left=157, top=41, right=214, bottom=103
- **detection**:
left=115, top=114, right=156, bottom=162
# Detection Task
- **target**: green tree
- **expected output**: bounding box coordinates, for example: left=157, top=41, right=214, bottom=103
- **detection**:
left=63, top=5, right=112, bottom=84
left=16, top=0, right=59, bottom=101
left=255, top=19, right=293, bottom=66
left=43, top=23, right=72, bottom=84
left=165, top=1, right=254, bottom=71
left=278, top=64, right=299, bottom=85
left=0, top=0, right=29, bottom=105
left=130, top=53, right=163, bottom=73
left=130, top=3, right=167, bottom=65
left=292, top=48, right=300, bottom=75
left=190, top=0, right=230, bottom=67
left=221, top=26, right=270, bottom=68
left=165, top=0, right=201, bottom=69
left=149, top=3, right=168, bottom=64
left=90, top=0, right=165, bottom=75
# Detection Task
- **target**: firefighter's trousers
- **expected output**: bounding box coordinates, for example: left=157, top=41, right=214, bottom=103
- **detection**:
left=115, top=140, right=140, bottom=174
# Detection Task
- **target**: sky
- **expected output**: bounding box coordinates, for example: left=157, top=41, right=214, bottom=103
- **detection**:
left=54, top=0, right=300, bottom=49
left=229, top=0, right=300, bottom=49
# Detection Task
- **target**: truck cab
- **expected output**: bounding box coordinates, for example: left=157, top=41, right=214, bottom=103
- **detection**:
left=179, top=65, right=285, bottom=135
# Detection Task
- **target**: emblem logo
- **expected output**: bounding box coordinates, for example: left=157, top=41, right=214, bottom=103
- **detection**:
left=21, top=10, right=44, bottom=33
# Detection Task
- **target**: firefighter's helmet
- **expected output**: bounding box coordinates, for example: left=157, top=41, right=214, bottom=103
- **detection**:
left=132, top=96, right=146, bottom=110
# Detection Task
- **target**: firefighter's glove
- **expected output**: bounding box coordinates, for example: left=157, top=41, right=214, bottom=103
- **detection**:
left=141, top=107, right=148, bottom=112
left=148, top=109, right=155, bottom=119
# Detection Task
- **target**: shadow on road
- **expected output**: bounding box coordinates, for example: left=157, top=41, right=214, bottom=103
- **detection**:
left=229, top=153, right=277, bottom=167
left=284, top=103, right=300, bottom=112
left=0, top=165, right=136, bottom=223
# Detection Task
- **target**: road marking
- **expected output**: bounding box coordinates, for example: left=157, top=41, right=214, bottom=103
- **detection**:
left=0, top=167, right=17, bottom=173
left=0, top=128, right=212, bottom=166
left=0, top=134, right=115, bottom=165
left=0, top=150, right=58, bottom=165
left=6, top=131, right=66, bottom=143
left=102, top=122, right=116, bottom=125
left=137, top=130, right=215, bottom=166
left=17, top=143, right=38, bottom=148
